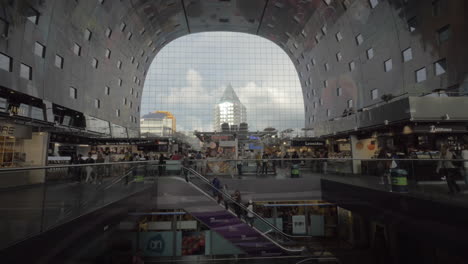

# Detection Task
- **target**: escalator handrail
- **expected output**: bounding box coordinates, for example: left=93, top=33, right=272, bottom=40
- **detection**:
left=182, top=167, right=313, bottom=240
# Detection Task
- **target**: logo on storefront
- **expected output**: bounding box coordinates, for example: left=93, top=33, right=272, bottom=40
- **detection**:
left=429, top=125, right=452, bottom=133
left=0, top=125, right=15, bottom=136
left=147, top=234, right=165, bottom=253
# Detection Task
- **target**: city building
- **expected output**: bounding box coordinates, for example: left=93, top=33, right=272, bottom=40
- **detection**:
left=140, top=111, right=176, bottom=137
left=213, top=84, right=247, bottom=131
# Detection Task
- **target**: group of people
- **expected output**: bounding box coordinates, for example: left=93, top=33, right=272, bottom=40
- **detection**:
left=211, top=177, right=255, bottom=226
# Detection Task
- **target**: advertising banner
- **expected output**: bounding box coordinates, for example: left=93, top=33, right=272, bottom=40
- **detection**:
left=140, top=231, right=182, bottom=257
left=182, top=231, right=205, bottom=256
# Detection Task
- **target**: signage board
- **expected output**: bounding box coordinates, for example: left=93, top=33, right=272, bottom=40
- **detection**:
left=292, top=215, right=306, bottom=235
left=0, top=122, right=32, bottom=139
left=412, top=125, right=468, bottom=133
left=219, top=140, right=236, bottom=147
left=291, top=140, right=325, bottom=147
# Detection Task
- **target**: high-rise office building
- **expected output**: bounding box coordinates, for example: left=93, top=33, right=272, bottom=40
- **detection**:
left=213, top=84, right=247, bottom=131
left=140, top=111, right=176, bottom=137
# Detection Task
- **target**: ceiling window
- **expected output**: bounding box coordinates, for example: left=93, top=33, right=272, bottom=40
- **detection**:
left=336, top=31, right=343, bottom=42
left=402, top=47, right=412, bottom=62
left=366, top=48, right=374, bottom=59
left=371, top=89, right=379, bottom=100
left=437, top=25, right=451, bottom=43
left=26, top=6, right=40, bottom=25
left=95, top=99, right=101, bottom=109
left=84, top=29, right=92, bottom=41
left=355, top=34, right=364, bottom=45
left=384, top=59, right=393, bottom=72
left=73, top=43, right=81, bottom=56
left=20, top=63, right=32, bottom=80
left=408, top=17, right=417, bottom=32
left=91, top=58, right=98, bottom=68
left=336, top=87, right=342, bottom=96
left=69, top=87, right=77, bottom=99
left=434, top=58, right=447, bottom=76
left=120, top=22, right=126, bottom=32
left=105, top=49, right=111, bottom=58
left=105, top=27, right=112, bottom=38
left=415, top=67, right=427, bottom=83
left=55, top=54, right=64, bottom=69
left=336, top=52, right=342, bottom=61
left=0, top=52, right=12, bottom=72
left=34, top=42, right=46, bottom=58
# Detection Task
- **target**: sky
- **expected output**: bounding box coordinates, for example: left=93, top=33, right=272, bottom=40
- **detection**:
left=141, top=31, right=305, bottom=133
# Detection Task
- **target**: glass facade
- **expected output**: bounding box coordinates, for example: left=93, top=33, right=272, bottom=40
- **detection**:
left=141, top=32, right=304, bottom=133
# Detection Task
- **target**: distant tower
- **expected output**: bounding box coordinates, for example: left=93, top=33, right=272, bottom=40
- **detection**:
left=213, top=84, right=247, bottom=131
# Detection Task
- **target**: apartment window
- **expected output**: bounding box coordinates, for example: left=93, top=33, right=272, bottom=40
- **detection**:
left=437, top=25, right=451, bottom=43
left=312, top=89, right=316, bottom=96
left=366, top=48, right=374, bottom=59
left=34, top=42, right=46, bottom=58
left=131, top=87, right=134, bottom=94
left=415, top=67, right=427, bottom=83
left=347, top=99, right=353, bottom=108
left=408, top=17, right=417, bottom=32
left=118, top=78, right=122, bottom=86
left=84, top=29, right=92, bottom=41
left=323, top=80, right=328, bottom=88
left=313, top=102, right=317, bottom=109
left=141, top=28, right=146, bottom=35
left=320, top=98, right=324, bottom=105
left=349, top=61, right=355, bottom=71
left=136, top=62, right=140, bottom=69
left=384, top=59, right=393, bottom=72
left=301, top=29, right=307, bottom=38
left=91, top=58, right=98, bottom=68
left=336, top=32, right=343, bottom=42
left=55, top=54, right=64, bottom=69
left=306, top=64, right=311, bottom=71
left=311, top=58, right=316, bottom=66
left=434, top=58, right=447, bottom=76
left=104, top=49, right=111, bottom=58
left=371, top=89, right=379, bottom=100
left=105, top=86, right=110, bottom=95
left=69, top=87, right=77, bottom=99
left=98, top=0, right=105, bottom=4
left=324, top=63, right=330, bottom=71
left=123, top=97, right=127, bottom=105
left=369, top=0, right=379, bottom=9
left=145, top=56, right=149, bottom=63
left=402, top=48, right=412, bottom=62
left=127, top=31, right=133, bottom=40
left=95, top=99, right=100, bottom=108
left=105, top=27, right=112, bottom=38
left=336, top=52, right=342, bottom=62
left=323, top=0, right=332, bottom=5
left=73, top=43, right=81, bottom=56
left=117, top=60, right=122, bottom=69
left=20, top=63, right=32, bottom=80
left=119, top=22, right=126, bottom=32
left=131, top=56, right=135, bottom=64
left=337, top=87, right=342, bottom=96
left=26, top=7, right=40, bottom=25
left=327, top=109, right=331, bottom=117
left=0, top=52, right=12, bottom=72
left=356, top=34, right=364, bottom=45
left=116, top=109, right=120, bottom=117
left=136, top=91, right=139, bottom=98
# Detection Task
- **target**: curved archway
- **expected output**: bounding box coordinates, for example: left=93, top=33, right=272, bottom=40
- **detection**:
left=141, top=32, right=304, bottom=133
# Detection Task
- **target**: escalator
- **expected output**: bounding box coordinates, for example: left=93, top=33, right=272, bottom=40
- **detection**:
left=171, top=167, right=314, bottom=256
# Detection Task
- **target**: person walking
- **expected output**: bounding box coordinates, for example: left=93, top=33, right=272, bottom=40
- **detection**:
left=222, top=184, right=230, bottom=210
left=437, top=146, right=461, bottom=194
left=255, top=152, right=262, bottom=175
left=211, top=177, right=221, bottom=201
left=158, top=154, right=166, bottom=176
left=261, top=153, right=269, bottom=175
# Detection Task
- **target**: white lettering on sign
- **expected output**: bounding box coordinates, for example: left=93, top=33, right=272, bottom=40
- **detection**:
left=430, top=125, right=452, bottom=133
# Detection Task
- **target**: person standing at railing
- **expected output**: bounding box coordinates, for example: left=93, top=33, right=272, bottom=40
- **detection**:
left=85, top=152, right=95, bottom=183
left=437, top=146, right=461, bottom=194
